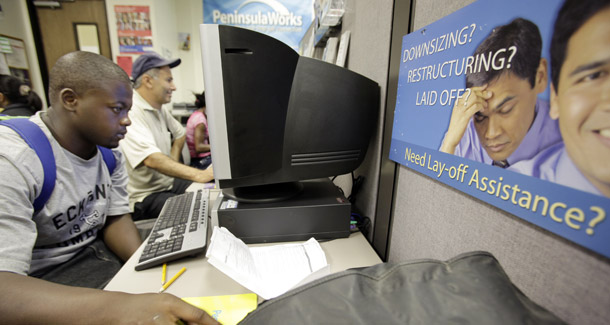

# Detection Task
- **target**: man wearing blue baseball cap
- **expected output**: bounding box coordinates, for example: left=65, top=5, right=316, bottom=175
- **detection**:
left=120, top=52, right=214, bottom=220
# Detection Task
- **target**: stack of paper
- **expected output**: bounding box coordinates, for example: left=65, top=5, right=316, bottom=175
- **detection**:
left=206, top=227, right=330, bottom=300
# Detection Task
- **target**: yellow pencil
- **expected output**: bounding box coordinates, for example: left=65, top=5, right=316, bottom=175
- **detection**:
left=158, top=267, right=187, bottom=293
left=162, top=263, right=167, bottom=285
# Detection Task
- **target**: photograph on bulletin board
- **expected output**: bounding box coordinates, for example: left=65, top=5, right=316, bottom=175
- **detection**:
left=115, top=5, right=153, bottom=54
left=389, top=0, right=610, bottom=259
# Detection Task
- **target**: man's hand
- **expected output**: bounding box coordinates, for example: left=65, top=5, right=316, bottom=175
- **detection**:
left=440, top=85, right=492, bottom=154
left=108, top=292, right=220, bottom=325
left=0, top=273, right=220, bottom=325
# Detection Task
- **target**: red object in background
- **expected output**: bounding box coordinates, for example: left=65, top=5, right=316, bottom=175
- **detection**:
left=116, top=55, right=133, bottom=77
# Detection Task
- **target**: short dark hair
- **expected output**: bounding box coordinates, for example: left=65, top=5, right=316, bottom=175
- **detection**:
left=49, top=51, right=130, bottom=107
left=28, top=90, right=43, bottom=113
left=1, top=74, right=28, bottom=104
left=466, top=18, right=542, bottom=89
left=550, top=0, right=610, bottom=90
left=194, top=91, right=206, bottom=108
left=0, top=74, right=43, bottom=112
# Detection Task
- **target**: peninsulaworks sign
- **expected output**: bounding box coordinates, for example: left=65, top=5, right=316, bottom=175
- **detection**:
left=203, top=0, right=314, bottom=50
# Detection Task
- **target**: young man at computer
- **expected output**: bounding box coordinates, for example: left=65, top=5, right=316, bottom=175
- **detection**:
left=0, top=51, right=218, bottom=324
left=119, top=52, right=214, bottom=220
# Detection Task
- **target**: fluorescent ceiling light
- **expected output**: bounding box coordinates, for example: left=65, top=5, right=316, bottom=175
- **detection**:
left=33, top=1, right=61, bottom=8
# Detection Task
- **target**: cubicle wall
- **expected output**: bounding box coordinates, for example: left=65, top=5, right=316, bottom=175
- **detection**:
left=331, top=0, right=394, bottom=239
left=386, top=0, right=610, bottom=324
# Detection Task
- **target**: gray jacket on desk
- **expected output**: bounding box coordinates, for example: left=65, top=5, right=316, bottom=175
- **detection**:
left=239, top=251, right=565, bottom=324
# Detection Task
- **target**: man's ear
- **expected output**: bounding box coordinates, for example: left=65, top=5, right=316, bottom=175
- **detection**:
left=60, top=88, right=78, bottom=112
left=534, top=58, right=549, bottom=94
left=549, top=83, right=560, bottom=120
left=143, top=74, right=154, bottom=89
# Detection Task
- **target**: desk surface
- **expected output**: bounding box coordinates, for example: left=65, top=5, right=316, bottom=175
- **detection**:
left=105, top=188, right=382, bottom=298
left=105, top=231, right=381, bottom=297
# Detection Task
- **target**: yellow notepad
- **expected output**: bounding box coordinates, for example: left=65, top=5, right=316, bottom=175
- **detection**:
left=183, top=293, right=258, bottom=325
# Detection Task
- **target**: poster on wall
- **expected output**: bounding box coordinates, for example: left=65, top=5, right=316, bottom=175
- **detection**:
left=389, top=0, right=610, bottom=258
left=0, top=35, right=31, bottom=85
left=203, top=0, right=314, bottom=51
left=115, top=5, right=153, bottom=54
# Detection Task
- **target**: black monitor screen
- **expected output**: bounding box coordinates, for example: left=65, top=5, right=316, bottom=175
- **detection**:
left=200, top=24, right=379, bottom=203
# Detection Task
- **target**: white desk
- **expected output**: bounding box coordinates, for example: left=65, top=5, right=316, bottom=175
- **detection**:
left=105, top=188, right=382, bottom=299
left=171, top=108, right=192, bottom=125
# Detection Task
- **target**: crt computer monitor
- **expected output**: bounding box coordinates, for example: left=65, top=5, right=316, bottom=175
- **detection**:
left=200, top=24, right=379, bottom=203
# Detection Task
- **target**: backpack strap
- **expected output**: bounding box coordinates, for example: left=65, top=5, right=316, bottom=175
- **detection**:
left=0, top=118, right=56, bottom=212
left=98, top=146, right=116, bottom=175
left=0, top=119, right=117, bottom=212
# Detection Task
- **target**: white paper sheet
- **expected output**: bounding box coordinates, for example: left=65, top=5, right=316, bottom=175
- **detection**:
left=206, top=227, right=330, bottom=300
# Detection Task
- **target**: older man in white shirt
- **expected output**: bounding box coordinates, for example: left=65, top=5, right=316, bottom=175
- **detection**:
left=120, top=52, right=214, bottom=220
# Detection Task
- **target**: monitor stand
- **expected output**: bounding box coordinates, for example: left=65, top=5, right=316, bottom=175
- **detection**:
left=221, top=181, right=304, bottom=204
left=211, top=178, right=351, bottom=243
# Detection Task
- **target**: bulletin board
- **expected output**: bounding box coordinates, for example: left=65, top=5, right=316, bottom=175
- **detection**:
left=0, top=34, right=31, bottom=86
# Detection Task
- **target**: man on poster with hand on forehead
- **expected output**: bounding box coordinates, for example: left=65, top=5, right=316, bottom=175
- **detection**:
left=510, top=0, right=610, bottom=198
left=439, top=18, right=561, bottom=169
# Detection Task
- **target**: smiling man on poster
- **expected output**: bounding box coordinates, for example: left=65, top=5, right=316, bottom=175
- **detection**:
left=510, top=0, right=610, bottom=198
left=439, top=18, right=561, bottom=168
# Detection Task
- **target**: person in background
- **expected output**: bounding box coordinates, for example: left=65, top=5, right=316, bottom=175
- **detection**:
left=509, top=0, right=610, bottom=198
left=439, top=18, right=561, bottom=169
left=119, top=52, right=214, bottom=221
left=0, top=74, right=43, bottom=116
left=186, top=91, right=212, bottom=170
left=0, top=51, right=217, bottom=324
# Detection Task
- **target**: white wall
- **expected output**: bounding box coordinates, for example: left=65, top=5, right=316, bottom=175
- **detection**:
left=105, top=0, right=205, bottom=104
left=0, top=0, right=47, bottom=108
left=2, top=0, right=202, bottom=108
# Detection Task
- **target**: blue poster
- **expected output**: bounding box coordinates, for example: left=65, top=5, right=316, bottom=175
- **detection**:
left=390, top=0, right=610, bottom=258
left=203, top=0, right=314, bottom=51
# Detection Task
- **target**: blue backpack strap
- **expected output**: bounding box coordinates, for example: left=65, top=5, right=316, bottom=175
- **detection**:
left=98, top=146, right=116, bottom=175
left=0, top=119, right=116, bottom=211
left=0, top=118, right=56, bottom=212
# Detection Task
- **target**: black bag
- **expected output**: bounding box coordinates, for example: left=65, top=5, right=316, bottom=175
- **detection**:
left=240, top=251, right=565, bottom=324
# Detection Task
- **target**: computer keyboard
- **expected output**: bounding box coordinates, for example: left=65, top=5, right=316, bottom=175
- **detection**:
left=135, top=189, right=209, bottom=271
